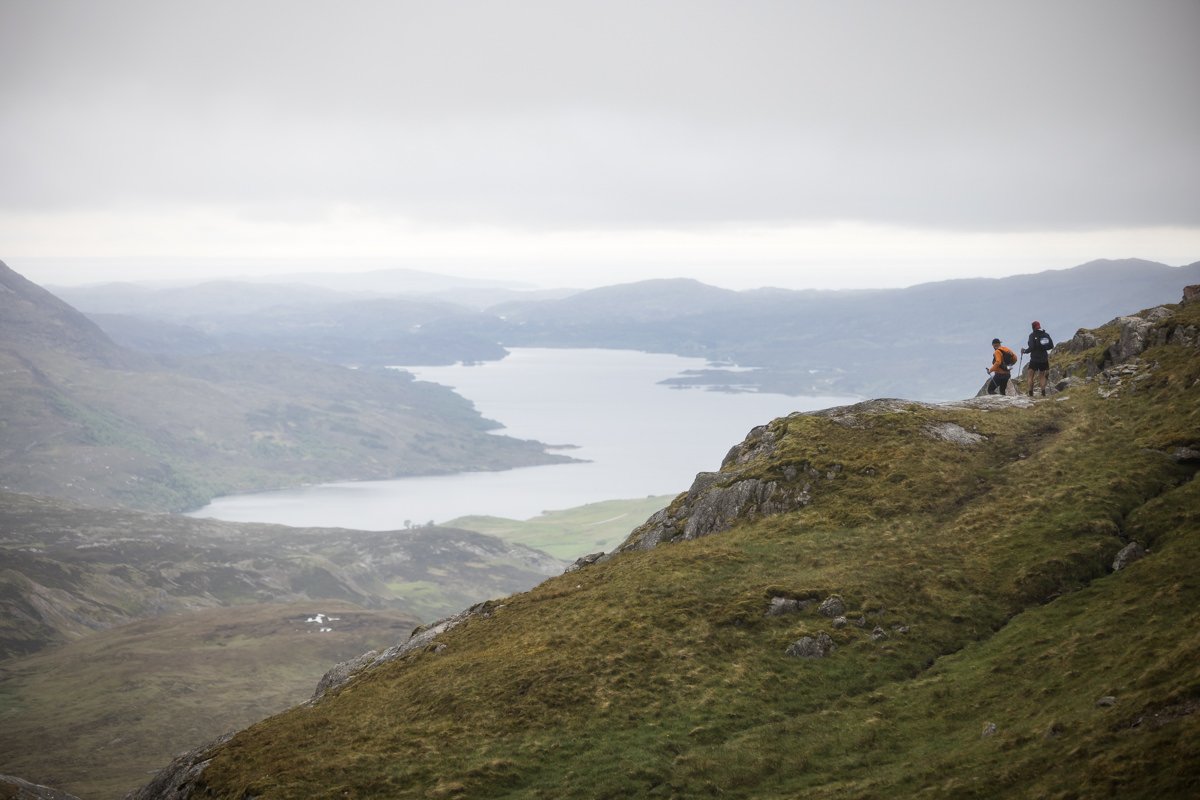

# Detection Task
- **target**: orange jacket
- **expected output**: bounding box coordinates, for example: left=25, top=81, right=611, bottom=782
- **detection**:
left=990, top=346, right=1016, bottom=374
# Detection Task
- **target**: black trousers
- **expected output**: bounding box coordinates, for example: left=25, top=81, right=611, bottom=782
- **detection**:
left=988, top=374, right=1009, bottom=395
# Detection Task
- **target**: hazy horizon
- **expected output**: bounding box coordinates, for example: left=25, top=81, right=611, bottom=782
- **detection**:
left=3, top=1, right=1199, bottom=290
left=9, top=255, right=1198, bottom=295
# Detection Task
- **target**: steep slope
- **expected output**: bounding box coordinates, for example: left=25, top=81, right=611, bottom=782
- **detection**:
left=0, top=260, right=143, bottom=369
left=132, top=292, right=1200, bottom=798
left=0, top=260, right=570, bottom=510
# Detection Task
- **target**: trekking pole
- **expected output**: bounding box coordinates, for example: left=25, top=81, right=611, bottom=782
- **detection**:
left=1017, top=352, right=1024, bottom=392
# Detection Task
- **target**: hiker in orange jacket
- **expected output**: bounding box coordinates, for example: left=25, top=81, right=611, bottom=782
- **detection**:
left=987, top=337, right=1016, bottom=395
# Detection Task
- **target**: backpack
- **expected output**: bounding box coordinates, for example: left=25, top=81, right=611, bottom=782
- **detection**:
left=1000, top=346, right=1017, bottom=367
left=1034, top=331, right=1054, bottom=352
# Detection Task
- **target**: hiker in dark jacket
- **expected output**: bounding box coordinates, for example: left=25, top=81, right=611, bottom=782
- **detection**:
left=987, top=338, right=1015, bottom=395
left=1021, top=321, right=1054, bottom=396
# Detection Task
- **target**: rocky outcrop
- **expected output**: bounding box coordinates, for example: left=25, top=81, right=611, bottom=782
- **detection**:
left=608, top=397, right=1018, bottom=557
left=785, top=632, right=836, bottom=659
left=615, top=456, right=817, bottom=553
left=124, top=734, right=234, bottom=800
left=1047, top=302, right=1200, bottom=398
left=311, top=649, right=380, bottom=702
left=311, top=601, right=497, bottom=702
left=1108, top=308, right=1172, bottom=362
left=766, top=596, right=815, bottom=616
left=1058, top=299, right=1199, bottom=386
left=1112, top=542, right=1147, bottom=571
left=924, top=422, right=986, bottom=446
left=818, top=595, right=846, bottom=617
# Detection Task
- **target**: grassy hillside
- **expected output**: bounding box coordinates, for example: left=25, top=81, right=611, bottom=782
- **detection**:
left=0, top=260, right=571, bottom=511
left=140, top=295, right=1199, bottom=799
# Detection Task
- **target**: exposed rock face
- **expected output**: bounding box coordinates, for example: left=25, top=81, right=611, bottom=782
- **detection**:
left=1055, top=303, right=1199, bottom=390
left=1108, top=310, right=1168, bottom=363
left=766, top=596, right=814, bottom=616
left=619, top=476, right=795, bottom=551
left=565, top=552, right=606, bottom=572
left=818, top=595, right=846, bottom=618
left=311, top=649, right=380, bottom=702
left=1173, top=447, right=1200, bottom=464
left=312, top=602, right=495, bottom=701
left=785, top=632, right=835, bottom=659
left=924, top=422, right=985, bottom=446
left=123, top=734, right=235, bottom=800
left=610, top=396, right=1029, bottom=557
left=615, top=460, right=812, bottom=553
left=1112, top=542, right=1147, bottom=571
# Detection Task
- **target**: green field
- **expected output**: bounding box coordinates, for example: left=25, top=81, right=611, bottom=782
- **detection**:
left=446, top=495, right=675, bottom=560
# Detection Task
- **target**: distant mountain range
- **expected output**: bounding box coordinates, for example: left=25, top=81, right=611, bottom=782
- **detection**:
left=0, top=260, right=571, bottom=511
left=496, top=259, right=1200, bottom=398
left=52, top=258, right=1200, bottom=399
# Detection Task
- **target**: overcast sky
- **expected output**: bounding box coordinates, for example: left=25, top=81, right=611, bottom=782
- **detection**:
left=2, top=0, right=1198, bottom=289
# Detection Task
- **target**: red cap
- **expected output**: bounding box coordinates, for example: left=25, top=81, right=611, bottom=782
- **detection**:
left=1032, top=321, right=1041, bottom=329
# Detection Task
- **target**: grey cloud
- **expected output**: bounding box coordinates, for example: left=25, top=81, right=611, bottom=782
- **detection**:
left=2, top=0, right=1198, bottom=229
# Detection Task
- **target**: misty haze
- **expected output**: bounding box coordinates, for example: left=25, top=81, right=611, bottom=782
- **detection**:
left=2, top=2, right=1200, bottom=799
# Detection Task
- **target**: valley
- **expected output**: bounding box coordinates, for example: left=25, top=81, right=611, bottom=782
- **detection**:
left=2, top=262, right=1199, bottom=798
left=123, top=291, right=1200, bottom=799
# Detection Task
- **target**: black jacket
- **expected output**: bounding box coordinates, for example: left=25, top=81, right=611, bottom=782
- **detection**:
left=1026, top=329, right=1053, bottom=363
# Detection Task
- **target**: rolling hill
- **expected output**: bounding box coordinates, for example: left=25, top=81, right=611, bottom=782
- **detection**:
left=126, top=287, right=1200, bottom=799
left=0, top=260, right=571, bottom=511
